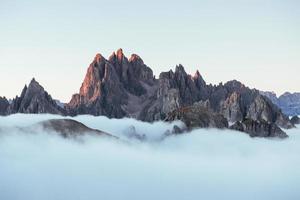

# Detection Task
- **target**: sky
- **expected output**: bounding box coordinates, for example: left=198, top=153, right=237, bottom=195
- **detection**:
left=0, top=0, right=299, bottom=102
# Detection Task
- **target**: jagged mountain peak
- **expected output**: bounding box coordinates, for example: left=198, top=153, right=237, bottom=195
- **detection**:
left=129, top=54, right=144, bottom=64
left=116, top=48, right=124, bottom=61
left=194, top=70, right=201, bottom=78
left=30, top=77, right=37, bottom=84
left=281, top=92, right=292, bottom=97
left=175, top=64, right=186, bottom=74
left=6, top=78, right=65, bottom=115
left=28, top=78, right=43, bottom=90
left=93, top=53, right=105, bottom=64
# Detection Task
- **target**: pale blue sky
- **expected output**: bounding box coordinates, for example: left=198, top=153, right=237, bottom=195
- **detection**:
left=0, top=0, right=299, bottom=102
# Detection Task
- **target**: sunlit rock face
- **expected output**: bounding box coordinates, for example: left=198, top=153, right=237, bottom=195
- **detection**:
left=66, top=49, right=156, bottom=118
left=6, top=79, right=64, bottom=115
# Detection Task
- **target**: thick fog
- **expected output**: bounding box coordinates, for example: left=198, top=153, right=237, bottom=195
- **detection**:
left=0, top=114, right=300, bottom=200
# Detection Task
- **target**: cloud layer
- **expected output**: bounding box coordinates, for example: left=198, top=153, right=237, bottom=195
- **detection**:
left=0, top=114, right=300, bottom=200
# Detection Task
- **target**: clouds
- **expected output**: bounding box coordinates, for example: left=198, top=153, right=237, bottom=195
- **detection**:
left=0, top=114, right=300, bottom=200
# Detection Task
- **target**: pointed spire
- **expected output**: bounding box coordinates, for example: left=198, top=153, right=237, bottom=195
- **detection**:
left=94, top=53, right=105, bottom=64
left=116, top=48, right=124, bottom=62
left=129, top=54, right=144, bottom=64
left=194, top=70, right=200, bottom=78
left=29, top=77, right=40, bottom=87
left=20, top=84, right=28, bottom=98
left=30, top=77, right=36, bottom=83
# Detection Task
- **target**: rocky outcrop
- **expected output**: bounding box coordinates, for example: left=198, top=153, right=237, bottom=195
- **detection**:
left=7, top=78, right=65, bottom=115
left=37, top=119, right=115, bottom=139
left=246, top=95, right=294, bottom=129
left=66, top=53, right=127, bottom=117
left=0, top=96, right=9, bottom=115
left=230, top=119, right=288, bottom=138
left=66, top=49, right=157, bottom=118
left=139, top=65, right=210, bottom=121
left=165, top=103, right=228, bottom=130
left=261, top=91, right=300, bottom=116
left=291, top=116, right=300, bottom=125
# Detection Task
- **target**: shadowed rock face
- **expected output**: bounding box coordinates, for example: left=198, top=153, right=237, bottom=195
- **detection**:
left=291, top=116, right=300, bottom=125
left=230, top=119, right=288, bottom=138
left=246, top=95, right=293, bottom=129
left=7, top=79, right=65, bottom=115
left=261, top=91, right=300, bottom=116
left=37, top=119, right=115, bottom=139
left=0, top=97, right=9, bottom=115
left=165, top=103, right=228, bottom=130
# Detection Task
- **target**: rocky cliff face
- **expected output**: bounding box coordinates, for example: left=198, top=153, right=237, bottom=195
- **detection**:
left=165, top=103, right=228, bottom=130
left=65, top=49, right=293, bottom=137
left=66, top=49, right=156, bottom=118
left=291, top=116, right=300, bottom=125
left=1, top=49, right=294, bottom=138
left=0, top=96, right=9, bottom=115
left=7, top=78, right=65, bottom=115
left=230, top=119, right=288, bottom=138
left=261, top=91, right=300, bottom=116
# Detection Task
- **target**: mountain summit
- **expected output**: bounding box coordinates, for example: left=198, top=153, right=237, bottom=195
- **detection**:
left=7, top=78, right=65, bottom=115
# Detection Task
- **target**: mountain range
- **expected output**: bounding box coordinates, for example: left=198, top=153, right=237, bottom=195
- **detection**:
left=0, top=48, right=298, bottom=138
left=260, top=91, right=300, bottom=116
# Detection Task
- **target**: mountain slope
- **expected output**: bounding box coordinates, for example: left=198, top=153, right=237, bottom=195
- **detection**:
left=261, top=91, right=300, bottom=116
left=0, top=96, right=9, bottom=115
left=7, top=78, right=65, bottom=115
left=66, top=49, right=293, bottom=131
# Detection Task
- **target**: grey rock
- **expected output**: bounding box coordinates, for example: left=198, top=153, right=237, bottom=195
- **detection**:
left=246, top=95, right=294, bottom=129
left=165, top=104, right=229, bottom=130
left=230, top=119, right=288, bottom=138
left=0, top=96, right=9, bottom=115
left=291, top=116, right=300, bottom=125
left=3, top=48, right=293, bottom=138
left=220, top=92, right=243, bottom=123
left=65, top=49, right=293, bottom=137
left=7, top=78, right=65, bottom=115
left=261, top=91, right=300, bottom=116
left=171, top=125, right=185, bottom=134
left=35, top=119, right=115, bottom=139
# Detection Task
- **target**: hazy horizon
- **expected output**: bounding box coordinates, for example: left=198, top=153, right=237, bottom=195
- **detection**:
left=1, top=0, right=299, bottom=102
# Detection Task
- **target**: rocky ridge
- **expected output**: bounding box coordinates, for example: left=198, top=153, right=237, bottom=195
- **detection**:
left=6, top=78, right=65, bottom=115
left=38, top=119, right=115, bottom=139
left=261, top=91, right=300, bottom=116
left=0, top=96, right=9, bottom=115
left=0, top=49, right=296, bottom=138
